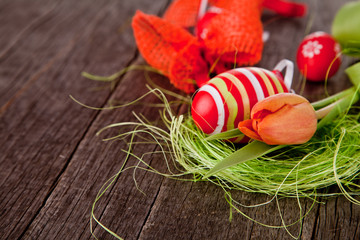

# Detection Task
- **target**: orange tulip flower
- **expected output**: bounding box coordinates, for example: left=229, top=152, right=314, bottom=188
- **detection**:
left=238, top=93, right=317, bottom=145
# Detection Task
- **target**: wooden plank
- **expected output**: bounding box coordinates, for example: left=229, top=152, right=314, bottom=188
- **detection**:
left=0, top=0, right=56, bottom=55
left=1, top=0, right=359, bottom=239
left=0, top=0, right=104, bottom=108
left=21, top=66, right=177, bottom=239
left=137, top=179, right=319, bottom=240
left=311, top=186, right=360, bottom=240
left=0, top=0, right=169, bottom=239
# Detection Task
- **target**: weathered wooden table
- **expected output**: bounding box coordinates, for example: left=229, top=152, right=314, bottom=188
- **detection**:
left=1, top=0, right=359, bottom=239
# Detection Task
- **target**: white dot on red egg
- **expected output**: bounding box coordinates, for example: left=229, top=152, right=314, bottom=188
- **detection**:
left=296, top=32, right=341, bottom=82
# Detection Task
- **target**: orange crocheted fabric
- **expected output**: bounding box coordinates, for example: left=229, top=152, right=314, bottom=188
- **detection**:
left=132, top=0, right=306, bottom=93
left=163, top=0, right=201, bottom=28
left=132, top=11, right=208, bottom=93
left=198, top=6, right=263, bottom=73
left=164, top=0, right=264, bottom=73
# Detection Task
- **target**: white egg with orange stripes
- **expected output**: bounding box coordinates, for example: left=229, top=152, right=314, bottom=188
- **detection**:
left=191, top=59, right=294, bottom=142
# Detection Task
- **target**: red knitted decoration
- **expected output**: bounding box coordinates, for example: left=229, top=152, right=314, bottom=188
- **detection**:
left=132, top=11, right=208, bottom=93
left=163, top=0, right=201, bottom=28
left=198, top=6, right=263, bottom=73
left=132, top=0, right=307, bottom=93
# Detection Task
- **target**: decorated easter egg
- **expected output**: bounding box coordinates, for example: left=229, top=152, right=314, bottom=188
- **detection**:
left=296, top=32, right=341, bottom=81
left=191, top=60, right=293, bottom=142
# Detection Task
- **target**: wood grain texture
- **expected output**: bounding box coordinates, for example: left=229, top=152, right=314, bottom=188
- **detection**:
left=0, top=0, right=359, bottom=239
left=0, top=0, right=170, bottom=239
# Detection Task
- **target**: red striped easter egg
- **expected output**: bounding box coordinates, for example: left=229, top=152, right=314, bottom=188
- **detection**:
left=191, top=59, right=293, bottom=142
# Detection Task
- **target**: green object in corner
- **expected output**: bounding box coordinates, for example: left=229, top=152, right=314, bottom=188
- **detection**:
left=332, top=1, right=360, bottom=56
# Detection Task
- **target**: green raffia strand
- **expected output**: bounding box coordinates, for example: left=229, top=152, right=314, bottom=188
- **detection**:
left=82, top=65, right=161, bottom=82
left=205, top=128, right=243, bottom=140
left=332, top=1, right=360, bottom=56
left=90, top=130, right=137, bottom=240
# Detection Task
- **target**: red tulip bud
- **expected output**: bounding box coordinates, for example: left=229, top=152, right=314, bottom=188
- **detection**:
left=238, top=93, right=317, bottom=145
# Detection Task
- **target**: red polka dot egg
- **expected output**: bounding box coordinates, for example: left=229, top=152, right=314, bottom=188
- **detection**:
left=296, top=32, right=341, bottom=81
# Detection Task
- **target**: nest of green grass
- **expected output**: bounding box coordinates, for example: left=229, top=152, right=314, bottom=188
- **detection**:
left=96, top=88, right=360, bottom=200
left=170, top=107, right=360, bottom=199
left=89, top=87, right=360, bottom=240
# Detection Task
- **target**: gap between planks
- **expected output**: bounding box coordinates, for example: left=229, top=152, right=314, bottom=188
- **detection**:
left=17, top=0, right=173, bottom=239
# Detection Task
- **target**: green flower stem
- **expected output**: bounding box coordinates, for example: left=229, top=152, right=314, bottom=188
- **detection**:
left=317, top=90, right=359, bottom=129
left=311, top=62, right=360, bottom=112
left=205, top=128, right=243, bottom=141
left=315, top=98, right=345, bottom=120
left=315, top=62, right=360, bottom=126
left=346, top=62, right=360, bottom=86
left=311, top=87, right=355, bottom=109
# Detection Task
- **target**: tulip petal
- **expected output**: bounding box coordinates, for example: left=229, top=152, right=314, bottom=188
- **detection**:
left=258, top=103, right=317, bottom=145
left=238, top=119, right=263, bottom=142
left=238, top=93, right=318, bottom=145
left=251, top=93, right=308, bottom=119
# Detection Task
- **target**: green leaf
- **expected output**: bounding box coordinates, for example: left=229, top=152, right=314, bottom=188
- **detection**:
left=205, top=128, right=244, bottom=141
left=317, top=63, right=360, bottom=129
left=311, top=87, right=355, bottom=109
left=317, top=93, right=359, bottom=129
left=332, top=1, right=360, bottom=56
left=203, top=141, right=284, bottom=178
left=342, top=46, right=360, bottom=56
left=346, top=62, right=360, bottom=88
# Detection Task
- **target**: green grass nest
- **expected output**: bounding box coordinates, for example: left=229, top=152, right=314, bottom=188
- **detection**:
left=169, top=108, right=360, bottom=200
left=171, top=106, right=360, bottom=198
left=88, top=85, right=360, bottom=240
left=98, top=88, right=360, bottom=201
